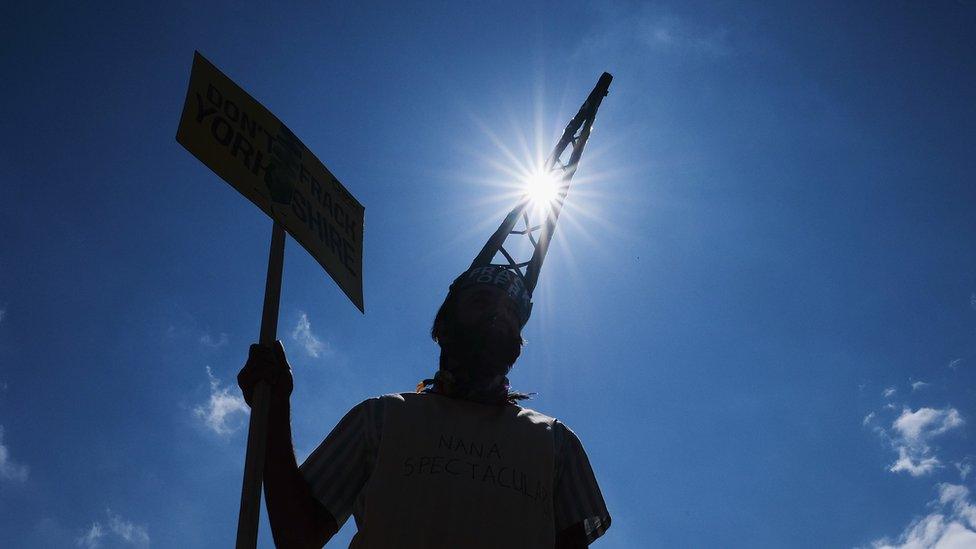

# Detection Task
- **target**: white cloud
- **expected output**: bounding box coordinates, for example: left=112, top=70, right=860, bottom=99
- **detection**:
left=887, top=407, right=964, bottom=477
left=868, top=483, right=976, bottom=548
left=199, top=332, right=228, bottom=349
left=106, top=510, right=150, bottom=546
left=884, top=387, right=898, bottom=398
left=911, top=381, right=930, bottom=392
left=76, top=523, right=104, bottom=548
left=948, top=359, right=962, bottom=370
left=0, top=425, right=29, bottom=482
left=956, top=458, right=973, bottom=481
left=291, top=312, right=329, bottom=359
left=893, top=408, right=964, bottom=444
left=863, top=412, right=877, bottom=426
left=194, top=367, right=248, bottom=436
left=76, top=510, right=149, bottom=548
left=890, top=447, right=941, bottom=477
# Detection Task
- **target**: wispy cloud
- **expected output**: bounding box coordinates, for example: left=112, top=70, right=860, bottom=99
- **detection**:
left=866, top=483, right=976, bottom=548
left=888, top=407, right=964, bottom=477
left=948, top=358, right=962, bottom=370
left=637, top=14, right=731, bottom=57
left=291, top=312, right=330, bottom=359
left=76, top=509, right=149, bottom=548
left=576, top=5, right=732, bottom=64
left=105, top=511, right=150, bottom=547
left=957, top=458, right=974, bottom=481
left=883, top=387, right=897, bottom=399
left=0, top=425, right=29, bottom=482
left=863, top=412, right=876, bottom=426
left=911, top=381, right=929, bottom=392
left=199, top=332, right=228, bottom=349
left=194, top=367, right=248, bottom=436
left=77, top=523, right=103, bottom=548
left=969, top=293, right=976, bottom=311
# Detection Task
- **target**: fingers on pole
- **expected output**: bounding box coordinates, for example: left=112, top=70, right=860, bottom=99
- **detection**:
left=273, top=340, right=288, bottom=365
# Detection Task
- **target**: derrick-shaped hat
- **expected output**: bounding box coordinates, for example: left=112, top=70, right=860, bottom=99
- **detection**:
left=449, top=73, right=613, bottom=326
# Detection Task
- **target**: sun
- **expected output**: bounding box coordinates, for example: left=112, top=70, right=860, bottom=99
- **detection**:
left=523, top=166, right=561, bottom=208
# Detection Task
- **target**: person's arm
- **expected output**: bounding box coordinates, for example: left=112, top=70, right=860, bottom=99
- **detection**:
left=552, top=421, right=612, bottom=547
left=264, top=395, right=338, bottom=547
left=555, top=522, right=588, bottom=549
left=239, top=342, right=338, bottom=548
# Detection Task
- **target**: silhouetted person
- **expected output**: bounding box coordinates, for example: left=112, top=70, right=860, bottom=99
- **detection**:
left=238, top=266, right=610, bottom=548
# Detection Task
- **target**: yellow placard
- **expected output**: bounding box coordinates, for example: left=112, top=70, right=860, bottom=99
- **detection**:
left=177, top=51, right=364, bottom=312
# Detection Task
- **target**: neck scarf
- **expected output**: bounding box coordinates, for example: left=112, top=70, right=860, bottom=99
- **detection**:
left=416, top=364, right=532, bottom=405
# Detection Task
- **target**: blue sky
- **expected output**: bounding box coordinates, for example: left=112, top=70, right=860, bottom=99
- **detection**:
left=2, top=2, right=975, bottom=547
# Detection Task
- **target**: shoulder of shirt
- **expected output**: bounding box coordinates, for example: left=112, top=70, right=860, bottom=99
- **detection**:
left=344, top=392, right=412, bottom=415
left=348, top=393, right=405, bottom=408
left=514, top=403, right=559, bottom=426
left=362, top=393, right=561, bottom=426
left=353, top=393, right=578, bottom=457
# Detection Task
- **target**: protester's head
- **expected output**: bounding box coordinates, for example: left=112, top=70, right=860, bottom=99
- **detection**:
left=432, top=285, right=523, bottom=368
left=431, top=266, right=531, bottom=372
left=422, top=266, right=533, bottom=404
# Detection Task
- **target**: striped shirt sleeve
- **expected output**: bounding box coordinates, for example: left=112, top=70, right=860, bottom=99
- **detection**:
left=553, top=420, right=611, bottom=544
left=299, top=397, right=385, bottom=529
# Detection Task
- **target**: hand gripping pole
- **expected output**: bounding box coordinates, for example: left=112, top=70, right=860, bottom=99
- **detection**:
left=236, top=222, right=285, bottom=548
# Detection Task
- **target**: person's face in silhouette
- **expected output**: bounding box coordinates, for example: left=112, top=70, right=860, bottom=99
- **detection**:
left=451, top=284, right=523, bottom=368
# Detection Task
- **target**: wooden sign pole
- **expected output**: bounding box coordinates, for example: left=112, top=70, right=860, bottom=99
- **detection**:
left=236, top=222, right=286, bottom=548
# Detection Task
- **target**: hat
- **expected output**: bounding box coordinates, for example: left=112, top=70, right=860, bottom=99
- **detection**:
left=449, top=265, right=533, bottom=326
